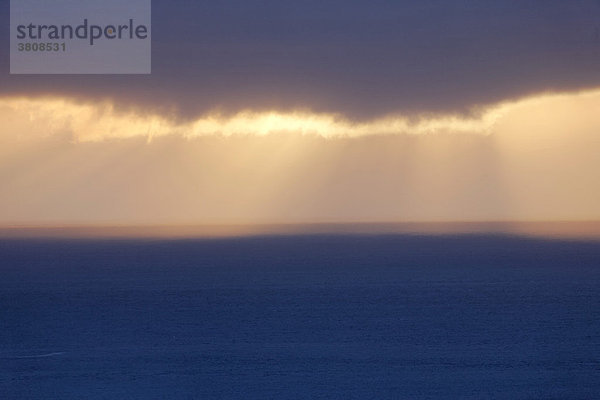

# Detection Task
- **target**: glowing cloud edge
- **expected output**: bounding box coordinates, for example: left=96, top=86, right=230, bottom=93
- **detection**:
left=1, top=87, right=600, bottom=142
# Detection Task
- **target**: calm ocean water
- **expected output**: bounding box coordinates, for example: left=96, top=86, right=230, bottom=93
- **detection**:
left=1, top=234, right=600, bottom=399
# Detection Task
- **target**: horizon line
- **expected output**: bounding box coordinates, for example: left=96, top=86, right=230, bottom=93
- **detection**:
left=1, top=220, right=599, bottom=240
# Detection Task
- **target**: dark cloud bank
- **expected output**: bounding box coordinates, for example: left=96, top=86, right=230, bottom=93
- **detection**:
left=1, top=0, right=600, bottom=120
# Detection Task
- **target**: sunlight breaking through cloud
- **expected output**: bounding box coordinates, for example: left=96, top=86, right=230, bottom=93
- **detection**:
left=2, top=88, right=600, bottom=142
left=3, top=88, right=600, bottom=143
left=1, top=88, right=600, bottom=224
left=0, top=90, right=581, bottom=142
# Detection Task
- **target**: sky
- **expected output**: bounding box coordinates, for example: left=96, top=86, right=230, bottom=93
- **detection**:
left=1, top=0, right=600, bottom=225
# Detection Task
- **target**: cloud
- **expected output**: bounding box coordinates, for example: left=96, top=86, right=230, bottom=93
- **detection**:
left=2, top=1, right=600, bottom=119
left=1, top=88, right=598, bottom=142
left=0, top=95, right=501, bottom=142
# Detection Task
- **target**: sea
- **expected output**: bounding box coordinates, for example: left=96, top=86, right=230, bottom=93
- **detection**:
left=1, top=224, right=600, bottom=399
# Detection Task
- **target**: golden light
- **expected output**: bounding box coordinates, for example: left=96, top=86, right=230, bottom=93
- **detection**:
left=1, top=88, right=599, bottom=227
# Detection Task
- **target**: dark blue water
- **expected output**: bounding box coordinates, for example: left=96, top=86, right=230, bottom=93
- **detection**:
left=1, top=235, right=599, bottom=399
